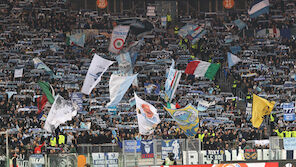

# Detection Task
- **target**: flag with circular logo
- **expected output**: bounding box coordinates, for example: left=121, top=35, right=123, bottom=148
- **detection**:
left=223, top=0, right=234, bottom=9
left=97, top=0, right=108, bottom=9
left=109, top=25, right=130, bottom=54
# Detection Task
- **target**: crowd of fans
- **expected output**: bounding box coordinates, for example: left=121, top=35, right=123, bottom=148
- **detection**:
left=0, top=0, right=296, bottom=160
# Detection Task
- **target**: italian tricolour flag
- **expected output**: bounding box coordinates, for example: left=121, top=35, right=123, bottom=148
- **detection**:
left=185, top=60, right=220, bottom=80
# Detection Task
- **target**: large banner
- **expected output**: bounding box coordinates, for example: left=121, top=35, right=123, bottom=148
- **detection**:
left=161, top=140, right=180, bottom=160
left=205, top=150, right=224, bottom=164
left=71, top=92, right=83, bottom=112
left=81, top=54, right=113, bottom=95
left=48, top=154, right=77, bottom=167
left=244, top=146, right=257, bottom=160
left=123, top=140, right=141, bottom=153
left=141, top=140, right=154, bottom=158
left=284, top=137, right=296, bottom=150
left=109, top=25, right=130, bottom=53
left=281, top=102, right=295, bottom=121
left=29, top=154, right=45, bottom=167
left=164, top=104, right=199, bottom=138
left=92, top=153, right=119, bottom=167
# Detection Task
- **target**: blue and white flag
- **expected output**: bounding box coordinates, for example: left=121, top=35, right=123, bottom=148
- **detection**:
left=107, top=74, right=137, bottom=107
left=161, top=140, right=180, bottom=160
left=227, top=52, right=241, bottom=68
left=123, top=140, right=141, bottom=153
left=248, top=0, right=270, bottom=18
left=165, top=60, right=182, bottom=102
left=197, top=100, right=215, bottom=111
left=81, top=54, right=113, bottom=94
left=144, top=83, right=160, bottom=95
left=188, top=26, right=207, bottom=44
left=33, top=57, right=57, bottom=78
left=178, top=24, right=195, bottom=38
left=234, top=19, right=246, bottom=30
left=70, top=33, right=85, bottom=47
left=115, top=52, right=133, bottom=74
left=282, top=102, right=295, bottom=121
left=141, top=140, right=154, bottom=158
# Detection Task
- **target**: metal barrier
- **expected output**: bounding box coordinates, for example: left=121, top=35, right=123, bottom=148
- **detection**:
left=5, top=138, right=296, bottom=166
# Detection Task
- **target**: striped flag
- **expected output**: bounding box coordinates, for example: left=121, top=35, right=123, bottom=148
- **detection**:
left=185, top=60, right=220, bottom=80
left=165, top=60, right=182, bottom=102
left=187, top=26, right=207, bottom=44
left=248, top=0, right=270, bottom=18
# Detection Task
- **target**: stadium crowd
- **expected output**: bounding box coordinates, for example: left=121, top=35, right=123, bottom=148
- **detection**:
left=0, top=0, right=296, bottom=160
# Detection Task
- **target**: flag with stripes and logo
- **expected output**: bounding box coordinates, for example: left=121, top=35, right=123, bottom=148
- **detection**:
left=164, top=60, right=182, bottom=102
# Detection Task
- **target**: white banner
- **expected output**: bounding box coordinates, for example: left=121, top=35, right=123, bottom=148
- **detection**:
left=135, top=93, right=160, bottom=135
left=107, top=74, right=137, bottom=107
left=108, top=25, right=130, bottom=54
left=44, top=95, right=78, bottom=133
left=81, top=54, right=113, bottom=94
left=14, top=68, right=23, bottom=78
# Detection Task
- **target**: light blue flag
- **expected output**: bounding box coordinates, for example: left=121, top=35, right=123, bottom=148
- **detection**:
left=230, top=45, right=241, bottom=54
left=70, top=33, right=85, bottom=47
left=115, top=52, right=133, bottom=75
left=234, top=19, right=246, bottom=30
left=192, top=30, right=207, bottom=44
left=107, top=74, right=138, bottom=107
left=227, top=52, right=241, bottom=68
left=33, top=57, right=58, bottom=79
left=165, top=60, right=182, bottom=102
left=178, top=24, right=195, bottom=38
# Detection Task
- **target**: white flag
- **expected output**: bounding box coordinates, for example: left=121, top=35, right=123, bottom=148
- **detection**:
left=44, top=95, right=78, bottom=133
left=81, top=54, right=113, bottom=94
left=108, top=25, right=130, bottom=54
left=107, top=74, right=137, bottom=107
left=135, top=93, right=160, bottom=135
left=14, top=68, right=23, bottom=78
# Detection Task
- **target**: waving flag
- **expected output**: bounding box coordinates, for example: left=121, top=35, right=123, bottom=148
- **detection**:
left=234, top=19, right=246, bottom=30
left=178, top=24, right=195, bottom=38
left=185, top=60, right=220, bottom=80
left=164, top=104, right=199, bottom=138
left=115, top=52, right=133, bottom=74
left=107, top=74, right=137, bottom=107
left=165, top=60, right=182, bottom=102
left=69, top=33, right=85, bottom=47
left=135, top=93, right=160, bottom=135
left=227, top=52, right=242, bottom=68
left=38, top=81, right=55, bottom=104
left=44, top=95, right=78, bottom=133
left=37, top=94, right=48, bottom=114
left=81, top=54, right=113, bottom=95
left=33, top=58, right=56, bottom=78
left=248, top=0, right=270, bottom=18
left=251, top=94, right=275, bottom=128
left=109, top=25, right=130, bottom=54
left=187, top=26, right=207, bottom=44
